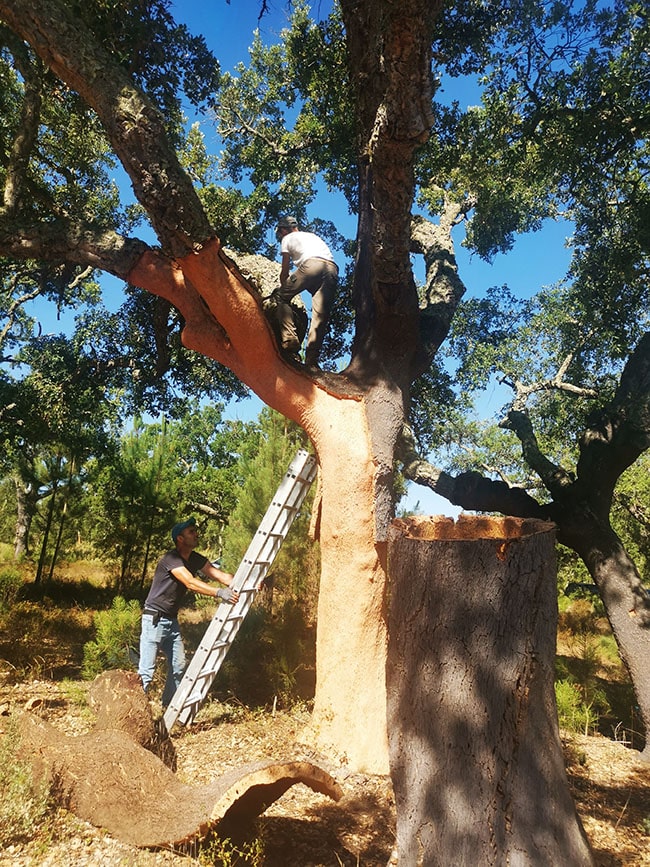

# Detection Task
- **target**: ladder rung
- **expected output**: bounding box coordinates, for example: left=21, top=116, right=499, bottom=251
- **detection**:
left=199, top=640, right=229, bottom=652
left=194, top=668, right=221, bottom=682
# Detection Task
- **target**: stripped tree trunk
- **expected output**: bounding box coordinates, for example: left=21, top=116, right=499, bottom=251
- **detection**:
left=386, top=515, right=593, bottom=866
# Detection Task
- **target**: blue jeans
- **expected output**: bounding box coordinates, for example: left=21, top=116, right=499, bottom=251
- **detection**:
left=138, top=613, right=186, bottom=708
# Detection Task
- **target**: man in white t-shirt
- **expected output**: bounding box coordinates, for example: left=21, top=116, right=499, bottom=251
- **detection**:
left=274, top=216, right=338, bottom=369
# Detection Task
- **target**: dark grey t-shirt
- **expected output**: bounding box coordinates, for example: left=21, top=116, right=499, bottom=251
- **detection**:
left=144, top=549, right=208, bottom=617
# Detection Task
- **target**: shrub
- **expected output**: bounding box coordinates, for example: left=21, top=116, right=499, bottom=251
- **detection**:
left=0, top=567, right=23, bottom=613
left=198, top=833, right=264, bottom=865
left=262, top=599, right=313, bottom=706
left=0, top=716, right=53, bottom=847
left=81, top=596, right=141, bottom=679
left=555, top=679, right=600, bottom=735
left=213, top=599, right=315, bottom=708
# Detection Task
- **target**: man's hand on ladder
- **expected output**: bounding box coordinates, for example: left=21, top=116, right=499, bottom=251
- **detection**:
left=216, top=587, right=239, bottom=603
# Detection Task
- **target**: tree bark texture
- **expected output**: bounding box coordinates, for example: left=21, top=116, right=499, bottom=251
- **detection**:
left=13, top=475, right=33, bottom=559
left=386, top=515, right=594, bottom=866
left=570, top=524, right=650, bottom=759
left=16, top=671, right=342, bottom=848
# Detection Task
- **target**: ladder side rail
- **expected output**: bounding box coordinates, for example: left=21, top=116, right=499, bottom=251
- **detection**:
left=229, top=498, right=309, bottom=588
left=228, top=520, right=293, bottom=588
left=163, top=609, right=239, bottom=728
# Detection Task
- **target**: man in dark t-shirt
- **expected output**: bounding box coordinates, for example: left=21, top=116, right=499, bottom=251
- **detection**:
left=138, top=517, right=239, bottom=708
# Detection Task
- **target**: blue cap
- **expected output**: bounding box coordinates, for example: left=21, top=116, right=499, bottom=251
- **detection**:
left=171, top=517, right=196, bottom=543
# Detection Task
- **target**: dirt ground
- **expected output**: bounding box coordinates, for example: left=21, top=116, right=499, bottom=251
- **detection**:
left=1, top=678, right=649, bottom=866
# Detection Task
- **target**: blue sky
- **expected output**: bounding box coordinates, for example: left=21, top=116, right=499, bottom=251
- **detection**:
left=28, top=0, right=575, bottom=516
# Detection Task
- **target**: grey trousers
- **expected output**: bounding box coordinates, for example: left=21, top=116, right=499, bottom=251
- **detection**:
left=277, top=258, right=338, bottom=363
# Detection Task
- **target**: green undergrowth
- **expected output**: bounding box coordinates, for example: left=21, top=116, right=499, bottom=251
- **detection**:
left=0, top=716, right=56, bottom=849
left=556, top=596, right=642, bottom=748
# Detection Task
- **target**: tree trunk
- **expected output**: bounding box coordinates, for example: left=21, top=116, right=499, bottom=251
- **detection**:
left=124, top=241, right=394, bottom=773
left=47, top=457, right=75, bottom=582
left=13, top=475, right=33, bottom=559
left=386, top=515, right=593, bottom=866
left=570, top=525, right=650, bottom=758
left=34, top=481, right=58, bottom=585
left=306, top=395, right=391, bottom=773
left=401, top=441, right=650, bottom=762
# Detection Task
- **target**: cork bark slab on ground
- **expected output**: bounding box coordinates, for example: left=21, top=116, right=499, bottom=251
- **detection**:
left=15, top=674, right=342, bottom=849
left=17, top=712, right=342, bottom=848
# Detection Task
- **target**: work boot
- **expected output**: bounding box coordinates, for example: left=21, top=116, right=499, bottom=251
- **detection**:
left=304, top=350, right=320, bottom=371
left=281, top=346, right=302, bottom=365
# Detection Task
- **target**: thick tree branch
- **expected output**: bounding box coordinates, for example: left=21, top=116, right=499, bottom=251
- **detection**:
left=0, top=26, right=43, bottom=216
left=341, top=0, right=441, bottom=379
left=410, top=207, right=469, bottom=367
left=500, top=409, right=575, bottom=497
left=0, top=215, right=149, bottom=278
left=397, top=422, right=547, bottom=518
left=576, top=331, right=650, bottom=488
left=0, top=0, right=213, bottom=257
left=401, top=334, right=650, bottom=538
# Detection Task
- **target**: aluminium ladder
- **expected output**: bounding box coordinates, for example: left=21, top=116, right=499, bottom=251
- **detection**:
left=163, top=448, right=318, bottom=732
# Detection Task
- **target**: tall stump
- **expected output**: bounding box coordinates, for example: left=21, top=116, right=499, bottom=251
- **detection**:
left=387, top=515, right=593, bottom=866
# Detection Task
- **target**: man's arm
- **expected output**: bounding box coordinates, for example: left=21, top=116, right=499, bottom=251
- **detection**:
left=279, top=252, right=291, bottom=287
left=201, top=561, right=235, bottom=587
left=170, top=565, right=238, bottom=601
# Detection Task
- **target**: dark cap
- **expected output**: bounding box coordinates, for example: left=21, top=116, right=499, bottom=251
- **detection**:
left=171, top=517, right=196, bottom=543
left=276, top=215, right=298, bottom=229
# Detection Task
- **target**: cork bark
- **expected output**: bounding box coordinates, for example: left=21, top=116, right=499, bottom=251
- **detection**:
left=386, top=515, right=594, bottom=866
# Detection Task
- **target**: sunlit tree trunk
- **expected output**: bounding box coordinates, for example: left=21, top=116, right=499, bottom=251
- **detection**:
left=13, top=475, right=35, bottom=560
left=306, top=395, right=390, bottom=772
left=47, top=456, right=75, bottom=582
left=34, top=479, right=57, bottom=585
left=569, top=524, right=650, bottom=758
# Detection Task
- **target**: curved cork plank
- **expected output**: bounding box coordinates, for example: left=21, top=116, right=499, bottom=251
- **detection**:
left=16, top=711, right=342, bottom=849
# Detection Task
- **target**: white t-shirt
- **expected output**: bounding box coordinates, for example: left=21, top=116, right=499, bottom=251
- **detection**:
left=281, top=231, right=335, bottom=269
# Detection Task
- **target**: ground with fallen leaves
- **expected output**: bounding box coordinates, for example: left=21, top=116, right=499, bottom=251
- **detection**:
left=0, top=678, right=649, bottom=866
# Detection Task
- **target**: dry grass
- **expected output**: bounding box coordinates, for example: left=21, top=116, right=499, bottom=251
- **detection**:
left=0, top=678, right=648, bottom=866
left=0, top=579, right=648, bottom=864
